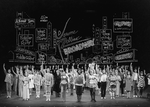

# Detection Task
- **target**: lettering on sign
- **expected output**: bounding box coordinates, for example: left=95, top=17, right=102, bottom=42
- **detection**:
left=18, top=34, right=34, bottom=47
left=100, top=29, right=112, bottom=41
left=117, top=35, right=132, bottom=48
left=38, top=43, right=50, bottom=51
left=15, top=52, right=35, bottom=63
left=101, top=41, right=113, bottom=50
left=113, top=18, right=133, bottom=33
left=40, top=15, right=48, bottom=22
left=36, top=51, right=47, bottom=64
left=114, top=49, right=135, bottom=63
left=63, top=39, right=95, bottom=55
left=35, top=28, right=47, bottom=42
left=15, top=47, right=35, bottom=56
left=15, top=18, right=35, bottom=28
left=100, top=54, right=113, bottom=64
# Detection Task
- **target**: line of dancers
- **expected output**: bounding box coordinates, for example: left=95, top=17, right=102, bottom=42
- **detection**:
left=3, top=62, right=150, bottom=102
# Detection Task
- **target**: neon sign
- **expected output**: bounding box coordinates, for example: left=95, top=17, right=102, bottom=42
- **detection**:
left=113, top=18, right=133, bottom=33
left=63, top=39, right=94, bottom=55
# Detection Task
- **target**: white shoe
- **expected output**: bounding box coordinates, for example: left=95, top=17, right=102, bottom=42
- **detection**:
left=136, top=95, right=138, bottom=98
left=133, top=95, right=135, bottom=98
left=48, top=98, right=51, bottom=101
left=111, top=97, right=113, bottom=99
left=101, top=97, right=103, bottom=99
left=46, top=99, right=48, bottom=101
left=7, top=96, right=9, bottom=98
left=104, top=97, right=106, bottom=99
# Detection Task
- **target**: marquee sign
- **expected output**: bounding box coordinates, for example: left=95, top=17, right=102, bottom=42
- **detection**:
left=18, top=33, right=34, bottom=47
left=14, top=52, right=35, bottom=63
left=100, top=54, right=113, bottom=64
left=15, top=18, right=35, bottom=28
left=15, top=47, right=35, bottom=56
left=114, top=49, right=135, bottom=63
left=63, top=39, right=95, bottom=55
left=35, top=28, right=47, bottom=42
left=100, top=29, right=112, bottom=41
left=113, top=18, right=133, bottom=33
left=35, top=51, right=47, bottom=64
left=101, top=41, right=113, bottom=50
left=38, top=43, right=50, bottom=51
left=117, top=35, right=132, bottom=48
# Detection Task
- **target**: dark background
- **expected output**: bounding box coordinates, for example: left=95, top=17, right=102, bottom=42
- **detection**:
left=0, top=0, right=150, bottom=87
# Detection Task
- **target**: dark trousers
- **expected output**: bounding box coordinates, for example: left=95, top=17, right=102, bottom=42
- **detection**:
left=120, top=81, right=125, bottom=95
left=101, top=82, right=107, bottom=97
left=90, top=87, right=96, bottom=100
left=139, top=87, right=144, bottom=96
left=133, top=80, right=138, bottom=95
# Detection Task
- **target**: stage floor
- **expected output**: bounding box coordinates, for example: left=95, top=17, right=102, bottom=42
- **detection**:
left=0, top=89, right=150, bottom=107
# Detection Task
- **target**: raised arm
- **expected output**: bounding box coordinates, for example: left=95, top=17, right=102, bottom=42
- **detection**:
left=3, top=63, right=7, bottom=75
left=130, top=63, right=133, bottom=73
left=12, top=67, right=17, bottom=75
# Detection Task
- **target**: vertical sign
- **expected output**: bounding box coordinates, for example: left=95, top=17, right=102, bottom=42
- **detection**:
left=53, top=29, right=57, bottom=48
left=47, top=21, right=53, bottom=47
left=93, top=27, right=101, bottom=54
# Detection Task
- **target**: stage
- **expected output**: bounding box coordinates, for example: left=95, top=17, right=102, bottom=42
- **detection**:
left=0, top=88, right=150, bottom=107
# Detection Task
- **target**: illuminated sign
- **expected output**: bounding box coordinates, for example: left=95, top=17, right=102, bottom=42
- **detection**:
left=38, top=43, right=50, bottom=51
left=15, top=47, right=35, bottom=56
left=114, top=49, right=135, bottom=63
left=100, top=54, right=113, bottom=64
left=101, top=41, right=113, bottom=50
left=14, top=52, right=35, bottom=63
left=113, top=18, right=133, bottom=33
left=100, top=29, right=112, bottom=41
left=117, top=35, right=132, bottom=48
left=15, top=18, right=35, bottom=28
left=35, top=51, right=47, bottom=64
left=40, top=15, right=48, bottom=22
left=18, top=31, right=34, bottom=47
left=35, top=28, right=47, bottom=42
left=63, top=39, right=95, bottom=55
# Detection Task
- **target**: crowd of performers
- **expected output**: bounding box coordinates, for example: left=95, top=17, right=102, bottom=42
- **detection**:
left=3, top=62, right=150, bottom=102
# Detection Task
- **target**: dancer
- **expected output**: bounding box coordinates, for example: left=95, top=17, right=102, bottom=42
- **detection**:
left=19, top=66, right=24, bottom=98
left=137, top=69, right=145, bottom=98
left=109, top=71, right=117, bottom=99
left=22, top=71, right=30, bottom=100
left=44, top=68, right=54, bottom=101
left=131, top=63, right=138, bottom=98
left=69, top=67, right=74, bottom=96
left=60, top=67, right=68, bottom=102
left=88, top=62, right=98, bottom=102
left=75, top=68, right=85, bottom=102
left=12, top=66, right=19, bottom=96
left=28, top=67, right=34, bottom=96
left=119, top=66, right=125, bottom=96
left=100, top=68, right=108, bottom=99
left=115, top=70, right=121, bottom=97
left=125, top=71, right=132, bottom=98
left=53, top=66, right=61, bottom=97
left=3, top=63, right=13, bottom=98
left=34, top=70, right=42, bottom=98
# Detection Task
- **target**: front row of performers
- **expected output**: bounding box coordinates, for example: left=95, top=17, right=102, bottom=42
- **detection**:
left=3, top=62, right=150, bottom=102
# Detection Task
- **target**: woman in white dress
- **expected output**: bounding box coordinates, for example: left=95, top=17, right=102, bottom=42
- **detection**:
left=28, top=69, right=34, bottom=96
left=22, top=71, right=30, bottom=100
left=115, top=70, right=121, bottom=97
